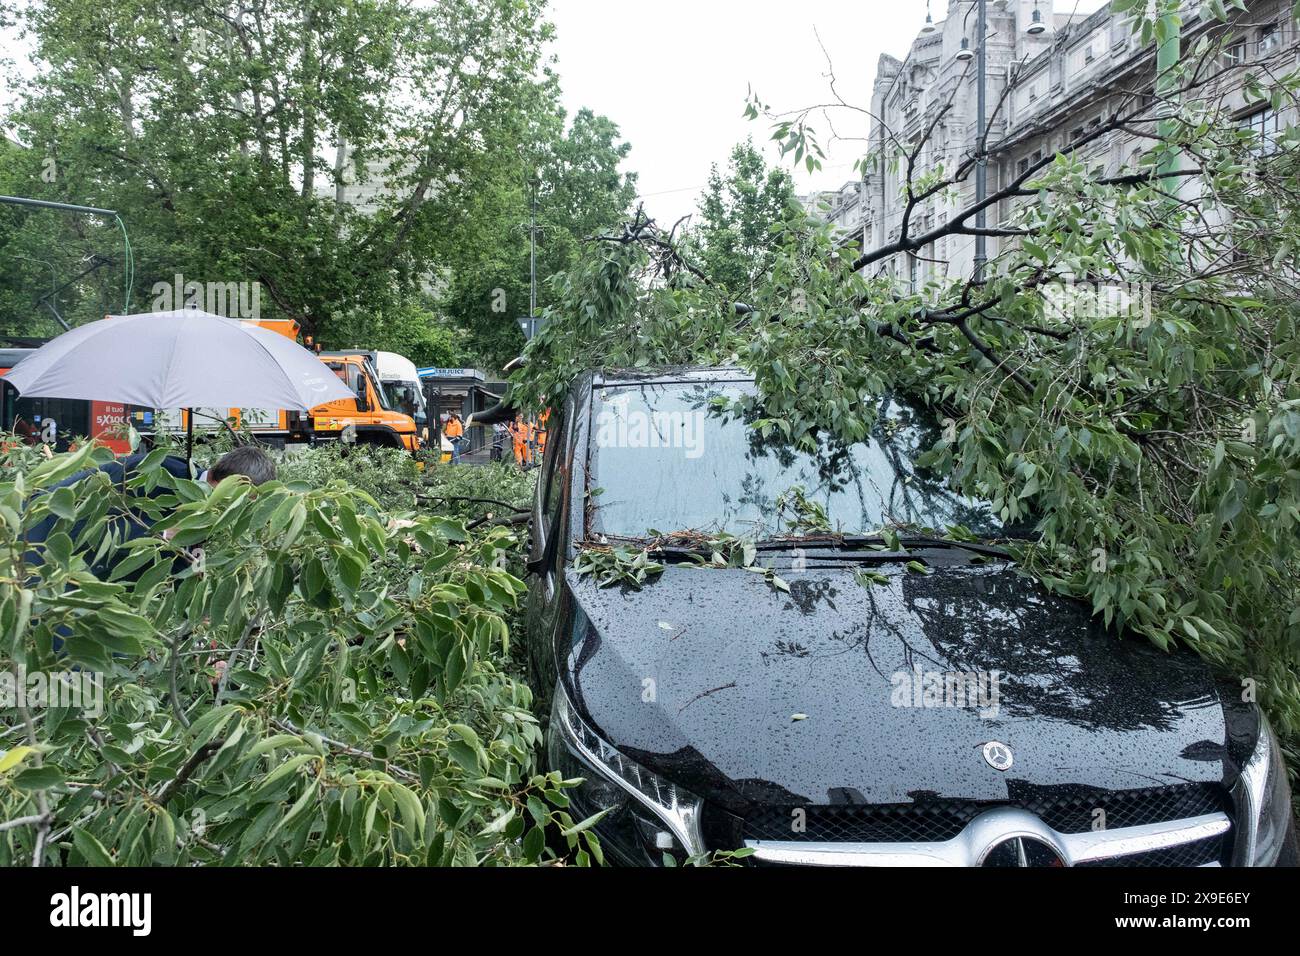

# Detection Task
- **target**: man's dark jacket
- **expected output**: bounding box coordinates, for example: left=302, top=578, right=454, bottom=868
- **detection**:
left=25, top=452, right=194, bottom=578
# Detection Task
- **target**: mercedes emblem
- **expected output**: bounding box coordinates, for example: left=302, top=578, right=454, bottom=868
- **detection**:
left=982, top=740, right=1014, bottom=771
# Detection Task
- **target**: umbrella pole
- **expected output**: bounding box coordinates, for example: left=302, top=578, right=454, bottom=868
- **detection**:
left=186, top=407, right=194, bottom=463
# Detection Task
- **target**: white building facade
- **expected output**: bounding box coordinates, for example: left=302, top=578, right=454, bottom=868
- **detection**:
left=839, top=0, right=1298, bottom=287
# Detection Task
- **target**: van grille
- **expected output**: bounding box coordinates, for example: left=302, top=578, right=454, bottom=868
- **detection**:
left=742, top=783, right=1230, bottom=844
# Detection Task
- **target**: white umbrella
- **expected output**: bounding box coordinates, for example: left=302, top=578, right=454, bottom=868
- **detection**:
left=5, top=309, right=355, bottom=457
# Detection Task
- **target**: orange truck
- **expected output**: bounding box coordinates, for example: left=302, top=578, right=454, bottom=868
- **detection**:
left=141, top=319, right=423, bottom=452
left=312, top=350, right=423, bottom=451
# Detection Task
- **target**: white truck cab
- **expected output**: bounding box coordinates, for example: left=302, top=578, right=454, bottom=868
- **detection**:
left=374, top=351, right=430, bottom=434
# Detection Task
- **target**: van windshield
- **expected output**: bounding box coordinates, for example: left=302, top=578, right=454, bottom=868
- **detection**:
left=587, top=380, right=1022, bottom=542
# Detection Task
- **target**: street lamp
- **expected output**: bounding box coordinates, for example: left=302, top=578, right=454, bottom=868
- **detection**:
left=921, top=1, right=937, bottom=34
left=960, top=0, right=1048, bottom=281
left=528, top=169, right=541, bottom=324
left=515, top=169, right=544, bottom=345
left=1026, top=4, right=1047, bottom=36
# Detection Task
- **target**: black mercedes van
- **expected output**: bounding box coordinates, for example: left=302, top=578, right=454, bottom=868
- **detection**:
left=523, top=367, right=1297, bottom=867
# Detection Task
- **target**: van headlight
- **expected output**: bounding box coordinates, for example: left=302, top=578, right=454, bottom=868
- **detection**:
left=1236, top=717, right=1295, bottom=866
left=549, top=684, right=704, bottom=862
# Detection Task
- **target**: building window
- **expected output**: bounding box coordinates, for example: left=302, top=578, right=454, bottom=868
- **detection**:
left=1257, top=23, right=1280, bottom=56
left=1239, top=106, right=1281, bottom=154
left=1084, top=45, right=1095, bottom=63
left=1223, top=39, right=1247, bottom=66
left=1017, top=156, right=1030, bottom=176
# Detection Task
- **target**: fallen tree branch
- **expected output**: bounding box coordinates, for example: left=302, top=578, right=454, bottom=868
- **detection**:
left=466, top=510, right=530, bottom=531
left=421, top=495, right=529, bottom=512
left=155, top=738, right=227, bottom=807
left=270, top=717, right=419, bottom=782
left=0, top=813, right=53, bottom=834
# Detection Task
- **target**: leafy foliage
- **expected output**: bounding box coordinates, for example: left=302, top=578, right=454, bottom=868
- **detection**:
left=417, top=461, right=537, bottom=524
left=321, top=299, right=462, bottom=370
left=687, top=138, right=800, bottom=297
left=571, top=544, right=665, bottom=590
left=573, top=530, right=800, bottom=593
left=437, top=105, right=639, bottom=368
left=0, top=0, right=634, bottom=371
left=0, top=440, right=599, bottom=865
left=277, top=444, right=425, bottom=512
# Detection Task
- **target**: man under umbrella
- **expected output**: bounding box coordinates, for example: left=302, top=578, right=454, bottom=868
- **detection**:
left=20, top=444, right=280, bottom=659
left=23, top=445, right=278, bottom=580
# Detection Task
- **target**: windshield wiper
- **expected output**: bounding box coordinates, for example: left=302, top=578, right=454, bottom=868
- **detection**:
left=856, top=534, right=1010, bottom=560
left=619, top=532, right=1013, bottom=563
left=749, top=533, right=1013, bottom=561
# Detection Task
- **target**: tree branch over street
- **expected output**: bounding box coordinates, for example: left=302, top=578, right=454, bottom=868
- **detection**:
left=513, top=1, right=1300, bottom=765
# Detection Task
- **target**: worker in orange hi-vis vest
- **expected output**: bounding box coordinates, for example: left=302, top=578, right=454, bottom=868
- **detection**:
left=535, top=408, right=550, bottom=460
left=444, top=412, right=465, bottom=463
left=522, top=418, right=535, bottom=466
left=525, top=418, right=538, bottom=467
left=510, top=417, right=528, bottom=467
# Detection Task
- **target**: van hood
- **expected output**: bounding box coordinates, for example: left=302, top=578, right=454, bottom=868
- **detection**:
left=560, top=559, right=1236, bottom=815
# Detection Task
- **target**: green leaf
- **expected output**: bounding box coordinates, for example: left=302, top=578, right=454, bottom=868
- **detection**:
left=479, top=807, right=516, bottom=836
left=446, top=739, right=482, bottom=775
left=561, top=807, right=611, bottom=837
left=12, top=766, right=65, bottom=791
left=522, top=826, right=545, bottom=862
left=48, top=485, right=78, bottom=520
left=72, top=827, right=116, bottom=867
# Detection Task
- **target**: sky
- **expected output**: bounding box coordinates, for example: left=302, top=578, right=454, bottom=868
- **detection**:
left=547, top=0, right=1108, bottom=226
left=2, top=0, right=1107, bottom=225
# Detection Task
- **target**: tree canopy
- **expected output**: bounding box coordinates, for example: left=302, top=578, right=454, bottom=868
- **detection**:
left=0, top=0, right=636, bottom=370
left=688, top=138, right=798, bottom=298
